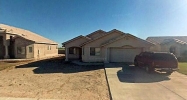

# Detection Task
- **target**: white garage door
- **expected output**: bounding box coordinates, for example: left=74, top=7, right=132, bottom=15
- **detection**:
left=110, top=48, right=142, bottom=62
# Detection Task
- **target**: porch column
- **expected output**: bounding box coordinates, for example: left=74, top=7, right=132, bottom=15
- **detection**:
left=4, top=43, right=9, bottom=59
left=65, top=47, right=68, bottom=61
left=104, top=48, right=109, bottom=63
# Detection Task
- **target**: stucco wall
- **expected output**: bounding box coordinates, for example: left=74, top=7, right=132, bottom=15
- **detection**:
left=82, top=32, right=123, bottom=62
left=33, top=44, right=58, bottom=58
left=68, top=48, right=81, bottom=59
left=160, top=42, right=186, bottom=57
left=14, top=37, right=34, bottom=59
left=82, top=47, right=105, bottom=62
left=82, top=35, right=152, bottom=62
left=104, top=36, right=151, bottom=49
left=150, top=44, right=161, bottom=52
left=65, top=37, right=89, bottom=60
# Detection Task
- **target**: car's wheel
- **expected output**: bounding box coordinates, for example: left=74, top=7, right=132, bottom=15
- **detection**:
left=145, top=66, right=153, bottom=73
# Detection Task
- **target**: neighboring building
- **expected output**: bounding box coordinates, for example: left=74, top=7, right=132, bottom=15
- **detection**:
left=0, top=24, right=58, bottom=59
left=146, top=36, right=187, bottom=58
left=62, top=29, right=154, bottom=63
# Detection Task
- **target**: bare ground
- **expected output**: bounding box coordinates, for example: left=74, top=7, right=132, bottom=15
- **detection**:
left=0, top=58, right=109, bottom=100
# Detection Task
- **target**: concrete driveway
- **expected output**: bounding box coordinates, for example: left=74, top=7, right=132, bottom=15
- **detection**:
left=105, top=63, right=187, bottom=100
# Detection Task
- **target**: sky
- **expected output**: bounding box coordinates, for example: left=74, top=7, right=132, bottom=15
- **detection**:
left=1, top=0, right=187, bottom=46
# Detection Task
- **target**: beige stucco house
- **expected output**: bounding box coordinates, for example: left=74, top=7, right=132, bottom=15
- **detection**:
left=62, top=29, right=154, bottom=63
left=0, top=24, right=58, bottom=59
left=146, top=36, right=187, bottom=58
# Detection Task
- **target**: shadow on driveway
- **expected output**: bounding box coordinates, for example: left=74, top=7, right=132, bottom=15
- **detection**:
left=16, top=57, right=103, bottom=74
left=117, top=65, right=171, bottom=83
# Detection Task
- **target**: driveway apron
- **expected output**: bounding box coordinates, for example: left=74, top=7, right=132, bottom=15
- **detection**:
left=105, top=63, right=187, bottom=100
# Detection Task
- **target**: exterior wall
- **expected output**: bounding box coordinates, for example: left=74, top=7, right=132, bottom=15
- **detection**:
left=104, top=36, right=151, bottom=49
left=150, top=44, right=161, bottom=52
left=0, top=32, right=16, bottom=58
left=68, top=48, right=81, bottom=59
left=160, top=42, right=186, bottom=57
left=65, top=37, right=89, bottom=60
left=82, top=35, right=152, bottom=62
left=82, top=47, right=105, bottom=62
left=82, top=32, right=123, bottom=62
left=33, top=44, right=58, bottom=58
left=14, top=37, right=34, bottom=59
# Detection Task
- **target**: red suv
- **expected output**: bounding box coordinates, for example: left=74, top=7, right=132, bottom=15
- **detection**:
left=134, top=52, right=178, bottom=73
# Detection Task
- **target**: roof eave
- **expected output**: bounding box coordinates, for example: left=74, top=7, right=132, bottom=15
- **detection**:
left=62, top=35, right=91, bottom=45
left=101, top=34, right=155, bottom=47
left=81, top=29, right=125, bottom=46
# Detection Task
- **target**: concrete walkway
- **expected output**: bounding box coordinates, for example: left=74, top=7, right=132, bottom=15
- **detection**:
left=105, top=63, right=187, bottom=100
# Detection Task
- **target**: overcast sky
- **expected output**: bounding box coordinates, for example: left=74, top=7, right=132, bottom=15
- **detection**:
left=1, top=0, right=187, bottom=46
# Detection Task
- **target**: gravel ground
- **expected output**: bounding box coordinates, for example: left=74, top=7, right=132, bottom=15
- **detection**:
left=0, top=59, right=109, bottom=100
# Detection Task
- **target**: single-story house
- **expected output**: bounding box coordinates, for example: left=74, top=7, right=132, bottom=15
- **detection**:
left=62, top=29, right=154, bottom=63
left=0, top=24, right=58, bottom=59
left=146, top=36, right=187, bottom=58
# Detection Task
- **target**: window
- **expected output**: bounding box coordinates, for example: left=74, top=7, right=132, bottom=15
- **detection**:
left=90, top=47, right=100, bottom=56
left=69, top=48, right=74, bottom=54
left=17, top=47, right=25, bottom=54
left=47, top=46, right=51, bottom=50
left=69, top=47, right=78, bottom=54
left=38, top=50, right=40, bottom=55
left=29, top=47, right=32, bottom=53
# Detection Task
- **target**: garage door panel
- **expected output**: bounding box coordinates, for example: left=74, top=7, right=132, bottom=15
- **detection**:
left=110, top=48, right=141, bottom=62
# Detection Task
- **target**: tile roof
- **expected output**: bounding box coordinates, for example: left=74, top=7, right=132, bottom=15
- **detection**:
left=0, top=24, right=57, bottom=44
left=80, top=29, right=125, bottom=46
left=146, top=36, right=187, bottom=44
left=86, top=29, right=106, bottom=38
left=101, top=34, right=155, bottom=46
left=62, top=35, right=91, bottom=45
left=161, top=38, right=187, bottom=45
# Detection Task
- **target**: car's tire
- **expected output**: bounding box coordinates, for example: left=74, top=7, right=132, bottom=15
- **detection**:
left=145, top=66, right=153, bottom=73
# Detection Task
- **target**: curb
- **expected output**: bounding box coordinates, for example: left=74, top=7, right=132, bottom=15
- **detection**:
left=103, top=66, right=113, bottom=100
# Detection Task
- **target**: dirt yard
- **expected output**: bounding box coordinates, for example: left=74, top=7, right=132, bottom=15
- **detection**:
left=0, top=58, right=109, bottom=100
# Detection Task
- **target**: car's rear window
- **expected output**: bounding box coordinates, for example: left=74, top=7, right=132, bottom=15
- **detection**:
left=153, top=53, right=176, bottom=61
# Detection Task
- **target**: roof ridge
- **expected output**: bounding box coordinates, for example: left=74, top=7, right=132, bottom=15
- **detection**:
left=62, top=35, right=91, bottom=45
left=80, top=29, right=125, bottom=46
left=86, top=29, right=106, bottom=37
